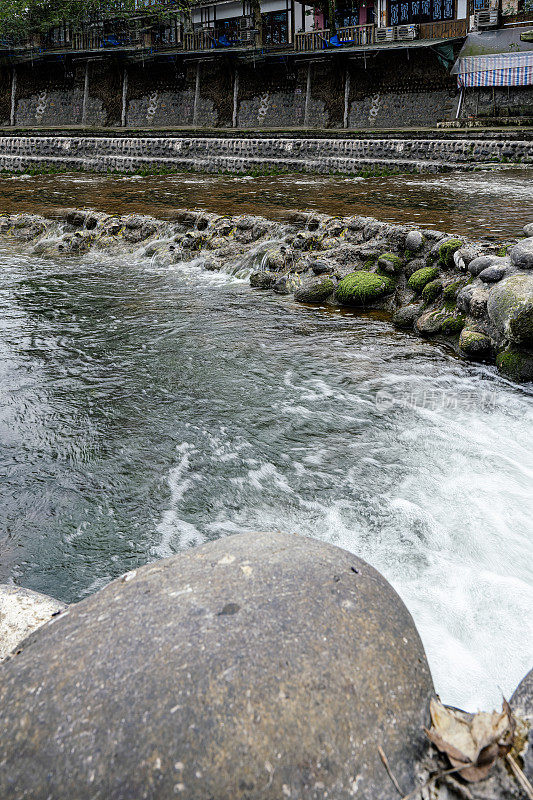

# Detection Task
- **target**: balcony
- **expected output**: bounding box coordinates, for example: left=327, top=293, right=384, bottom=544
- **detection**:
left=295, top=24, right=376, bottom=51
left=183, top=27, right=260, bottom=51
left=294, top=18, right=467, bottom=51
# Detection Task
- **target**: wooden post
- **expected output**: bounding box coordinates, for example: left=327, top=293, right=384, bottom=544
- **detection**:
left=304, top=61, right=312, bottom=126
left=10, top=68, right=17, bottom=127
left=81, top=61, right=90, bottom=126
left=192, top=61, right=201, bottom=126
left=121, top=69, right=128, bottom=127
left=232, top=68, right=239, bottom=127
left=343, top=66, right=350, bottom=128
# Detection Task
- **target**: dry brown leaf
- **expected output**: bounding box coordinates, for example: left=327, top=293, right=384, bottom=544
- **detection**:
left=425, top=697, right=516, bottom=783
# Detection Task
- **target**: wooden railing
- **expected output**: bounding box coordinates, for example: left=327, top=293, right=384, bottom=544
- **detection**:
left=419, top=18, right=468, bottom=38
left=183, top=28, right=259, bottom=51
left=295, top=24, right=375, bottom=51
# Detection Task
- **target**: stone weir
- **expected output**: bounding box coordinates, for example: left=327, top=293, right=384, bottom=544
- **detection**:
left=0, top=134, right=532, bottom=174
left=2, top=207, right=533, bottom=381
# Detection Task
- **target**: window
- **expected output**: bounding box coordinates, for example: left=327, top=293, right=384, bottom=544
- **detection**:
left=389, top=0, right=454, bottom=23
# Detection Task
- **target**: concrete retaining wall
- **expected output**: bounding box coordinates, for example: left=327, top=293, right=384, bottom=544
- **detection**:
left=0, top=48, right=463, bottom=131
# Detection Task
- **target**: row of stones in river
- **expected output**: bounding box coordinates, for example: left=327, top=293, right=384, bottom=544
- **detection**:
left=3, top=207, right=532, bottom=380
left=0, top=135, right=532, bottom=174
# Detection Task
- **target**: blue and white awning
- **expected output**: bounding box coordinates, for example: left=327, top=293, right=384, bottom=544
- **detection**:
left=453, top=51, right=533, bottom=87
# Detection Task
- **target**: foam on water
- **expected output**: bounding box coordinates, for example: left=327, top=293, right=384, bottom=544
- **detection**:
left=1, top=215, right=532, bottom=713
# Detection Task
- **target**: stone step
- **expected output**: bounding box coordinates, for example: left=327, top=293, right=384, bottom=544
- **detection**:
left=0, top=135, right=531, bottom=165
left=0, top=151, right=463, bottom=174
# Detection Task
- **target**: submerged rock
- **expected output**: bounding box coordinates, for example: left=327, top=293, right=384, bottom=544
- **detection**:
left=459, top=329, right=492, bottom=358
left=250, top=271, right=278, bottom=289
left=496, top=348, right=533, bottom=381
left=487, top=273, right=533, bottom=346
left=0, top=585, right=66, bottom=662
left=0, top=532, right=434, bottom=800
left=393, top=304, right=421, bottom=330
left=294, top=276, right=335, bottom=304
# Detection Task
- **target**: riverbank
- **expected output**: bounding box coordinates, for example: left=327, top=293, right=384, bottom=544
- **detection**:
left=2, top=207, right=533, bottom=380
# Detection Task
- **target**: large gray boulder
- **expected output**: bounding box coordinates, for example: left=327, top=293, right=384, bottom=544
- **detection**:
left=487, top=273, right=533, bottom=346
left=0, top=532, right=434, bottom=800
left=0, top=585, right=66, bottom=662
left=509, top=237, right=533, bottom=270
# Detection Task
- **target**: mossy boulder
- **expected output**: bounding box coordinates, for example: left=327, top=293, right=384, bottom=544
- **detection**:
left=487, top=273, right=533, bottom=346
left=415, top=310, right=465, bottom=337
left=459, top=329, right=492, bottom=358
left=294, top=276, right=335, bottom=304
left=415, top=310, right=445, bottom=336
left=408, top=267, right=440, bottom=294
left=421, top=279, right=443, bottom=304
left=438, top=238, right=463, bottom=268
left=443, top=277, right=471, bottom=305
left=393, top=305, right=421, bottom=330
left=334, top=270, right=395, bottom=307
left=496, top=348, right=533, bottom=381
left=377, top=252, right=403, bottom=274
left=440, top=313, right=466, bottom=335
left=0, top=532, right=434, bottom=800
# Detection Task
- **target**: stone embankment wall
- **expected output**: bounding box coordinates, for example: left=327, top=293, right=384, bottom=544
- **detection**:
left=0, top=49, right=460, bottom=130
left=0, top=133, right=531, bottom=175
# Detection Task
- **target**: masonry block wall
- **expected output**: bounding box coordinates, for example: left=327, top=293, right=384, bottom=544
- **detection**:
left=2, top=48, right=460, bottom=130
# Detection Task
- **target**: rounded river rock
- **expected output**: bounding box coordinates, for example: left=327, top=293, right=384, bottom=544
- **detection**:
left=0, top=532, right=434, bottom=800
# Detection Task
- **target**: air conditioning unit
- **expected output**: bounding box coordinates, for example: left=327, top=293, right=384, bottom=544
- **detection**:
left=396, top=24, right=418, bottom=40
left=474, top=9, right=499, bottom=28
left=376, top=26, right=395, bottom=42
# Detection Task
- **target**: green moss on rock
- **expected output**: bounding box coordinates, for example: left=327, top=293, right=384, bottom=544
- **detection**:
left=421, top=279, right=443, bottom=304
left=377, top=253, right=403, bottom=274
left=443, top=277, right=471, bottom=305
left=438, top=238, right=463, bottom=268
left=459, top=329, right=491, bottom=357
left=334, top=271, right=395, bottom=307
left=408, top=267, right=440, bottom=294
left=294, top=277, right=335, bottom=304
left=496, top=348, right=533, bottom=381
left=440, top=313, right=466, bottom=335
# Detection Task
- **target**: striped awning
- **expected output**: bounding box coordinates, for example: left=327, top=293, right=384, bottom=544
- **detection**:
left=454, top=52, right=533, bottom=87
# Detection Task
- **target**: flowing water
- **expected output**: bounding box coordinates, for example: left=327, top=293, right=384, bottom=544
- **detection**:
left=1, top=170, right=532, bottom=713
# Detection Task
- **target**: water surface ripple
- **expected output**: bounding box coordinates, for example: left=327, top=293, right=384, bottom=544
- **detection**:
left=1, top=182, right=532, bottom=712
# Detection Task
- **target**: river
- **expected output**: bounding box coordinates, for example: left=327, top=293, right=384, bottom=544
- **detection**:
left=0, top=169, right=532, bottom=713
